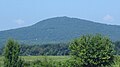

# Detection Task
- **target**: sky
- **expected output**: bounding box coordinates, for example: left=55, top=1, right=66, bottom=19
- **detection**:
left=0, top=0, right=120, bottom=31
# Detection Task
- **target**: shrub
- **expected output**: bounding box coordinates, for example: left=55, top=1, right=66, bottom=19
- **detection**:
left=4, top=39, right=24, bottom=67
left=69, top=34, right=114, bottom=67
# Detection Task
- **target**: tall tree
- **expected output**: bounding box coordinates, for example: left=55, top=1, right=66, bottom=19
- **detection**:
left=4, top=39, right=24, bottom=67
left=69, top=34, right=114, bottom=67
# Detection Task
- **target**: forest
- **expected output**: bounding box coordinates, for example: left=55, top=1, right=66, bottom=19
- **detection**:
left=0, top=41, right=120, bottom=56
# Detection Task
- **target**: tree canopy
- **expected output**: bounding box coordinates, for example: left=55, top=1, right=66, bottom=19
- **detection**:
left=69, top=34, right=114, bottom=67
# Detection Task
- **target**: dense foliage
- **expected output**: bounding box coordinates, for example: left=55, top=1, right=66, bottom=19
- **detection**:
left=20, top=43, right=69, bottom=56
left=69, top=34, right=114, bottom=67
left=0, top=43, right=69, bottom=56
left=1, top=17, right=120, bottom=47
left=0, top=41, right=120, bottom=56
left=4, top=39, right=24, bottom=67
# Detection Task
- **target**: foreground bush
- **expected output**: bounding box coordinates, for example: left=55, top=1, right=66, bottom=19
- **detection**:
left=69, top=34, right=114, bottom=67
left=4, top=39, right=24, bottom=67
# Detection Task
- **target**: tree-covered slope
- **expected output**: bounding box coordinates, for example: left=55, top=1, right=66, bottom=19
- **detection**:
left=0, top=16, right=120, bottom=46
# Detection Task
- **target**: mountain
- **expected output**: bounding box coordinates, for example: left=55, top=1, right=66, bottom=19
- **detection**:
left=0, top=16, right=120, bottom=46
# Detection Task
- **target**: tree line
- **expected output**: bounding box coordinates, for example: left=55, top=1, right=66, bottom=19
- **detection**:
left=0, top=41, right=120, bottom=56
left=20, top=43, right=69, bottom=56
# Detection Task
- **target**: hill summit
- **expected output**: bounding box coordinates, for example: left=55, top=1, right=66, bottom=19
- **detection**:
left=0, top=16, right=120, bottom=46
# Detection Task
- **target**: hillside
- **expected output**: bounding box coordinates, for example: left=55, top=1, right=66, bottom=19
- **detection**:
left=0, top=16, right=120, bottom=46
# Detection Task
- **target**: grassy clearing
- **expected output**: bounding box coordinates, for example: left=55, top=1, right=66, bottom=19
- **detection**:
left=21, top=56, right=69, bottom=62
left=0, top=56, right=69, bottom=66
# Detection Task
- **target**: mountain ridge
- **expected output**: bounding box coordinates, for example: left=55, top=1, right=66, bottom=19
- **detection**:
left=0, top=16, right=120, bottom=46
left=1, top=16, right=120, bottom=32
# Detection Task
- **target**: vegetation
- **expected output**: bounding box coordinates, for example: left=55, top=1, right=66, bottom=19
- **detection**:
left=0, top=34, right=119, bottom=67
left=0, top=55, right=119, bottom=67
left=20, top=43, right=69, bottom=56
left=69, top=34, right=114, bottom=67
left=0, top=56, right=69, bottom=67
left=3, top=39, right=24, bottom=67
left=0, top=43, right=69, bottom=56
left=0, top=40, right=120, bottom=56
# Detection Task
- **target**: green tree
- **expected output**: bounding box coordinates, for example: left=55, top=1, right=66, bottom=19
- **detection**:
left=69, top=34, right=114, bottom=67
left=4, top=39, right=24, bottom=67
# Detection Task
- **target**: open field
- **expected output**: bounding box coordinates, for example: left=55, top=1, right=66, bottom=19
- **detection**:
left=21, top=56, right=69, bottom=62
left=0, top=56, right=69, bottom=66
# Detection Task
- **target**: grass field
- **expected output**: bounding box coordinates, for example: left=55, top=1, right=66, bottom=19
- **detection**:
left=22, top=56, right=69, bottom=62
left=0, top=56, right=69, bottom=66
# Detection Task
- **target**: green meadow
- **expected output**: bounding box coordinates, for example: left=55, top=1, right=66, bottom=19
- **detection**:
left=0, top=56, right=69, bottom=66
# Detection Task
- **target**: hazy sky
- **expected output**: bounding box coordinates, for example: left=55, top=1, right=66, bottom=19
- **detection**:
left=0, top=0, right=120, bottom=31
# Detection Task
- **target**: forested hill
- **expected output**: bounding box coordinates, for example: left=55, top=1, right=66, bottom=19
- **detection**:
left=0, top=16, right=120, bottom=46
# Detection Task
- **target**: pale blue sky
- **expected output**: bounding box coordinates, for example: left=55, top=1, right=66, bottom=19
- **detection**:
left=0, top=0, right=120, bottom=31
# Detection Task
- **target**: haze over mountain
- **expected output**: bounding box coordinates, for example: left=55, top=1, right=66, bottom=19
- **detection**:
left=0, top=16, right=120, bottom=46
